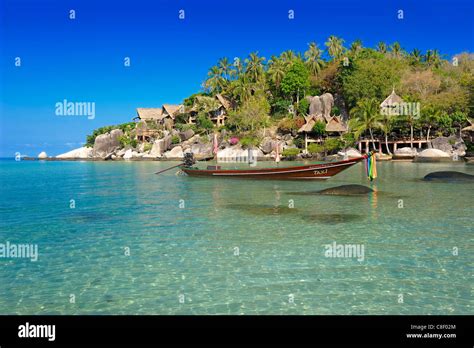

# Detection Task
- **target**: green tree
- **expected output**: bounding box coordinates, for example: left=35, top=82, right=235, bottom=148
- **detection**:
left=281, top=50, right=297, bottom=65
left=218, top=57, right=232, bottom=80
left=204, top=65, right=225, bottom=94
left=424, top=50, right=442, bottom=68
left=245, top=52, right=265, bottom=83
left=304, top=42, right=325, bottom=76
left=297, top=98, right=310, bottom=116
left=228, top=94, right=270, bottom=132
left=268, top=55, right=286, bottom=88
left=196, top=113, right=214, bottom=133
left=390, top=42, right=404, bottom=58
left=312, top=121, right=326, bottom=137
left=350, top=40, right=363, bottom=57
left=340, top=55, right=406, bottom=110
left=349, top=98, right=381, bottom=151
left=376, top=42, right=387, bottom=54
left=280, top=61, right=310, bottom=109
left=377, top=112, right=394, bottom=155
left=420, top=105, right=441, bottom=145
left=325, top=35, right=345, bottom=60
left=409, top=49, right=423, bottom=66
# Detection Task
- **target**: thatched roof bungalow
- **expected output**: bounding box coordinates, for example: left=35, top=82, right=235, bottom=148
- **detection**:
left=212, top=94, right=232, bottom=126
left=326, top=116, right=348, bottom=133
left=298, top=115, right=347, bottom=134
left=162, top=104, right=184, bottom=120
left=380, top=89, right=403, bottom=115
left=135, top=108, right=163, bottom=121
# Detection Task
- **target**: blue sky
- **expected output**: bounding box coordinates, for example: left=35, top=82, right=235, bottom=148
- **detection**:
left=0, top=0, right=472, bottom=157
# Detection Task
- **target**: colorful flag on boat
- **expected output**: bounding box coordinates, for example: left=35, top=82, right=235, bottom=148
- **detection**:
left=366, top=152, right=377, bottom=181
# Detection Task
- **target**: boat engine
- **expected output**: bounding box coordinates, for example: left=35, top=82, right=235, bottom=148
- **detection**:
left=183, top=152, right=195, bottom=167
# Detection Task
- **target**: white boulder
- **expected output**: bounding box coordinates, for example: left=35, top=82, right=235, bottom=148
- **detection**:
left=418, top=148, right=450, bottom=158
left=164, top=146, right=184, bottom=159
left=123, top=149, right=133, bottom=159
left=56, top=147, right=93, bottom=159
left=338, top=148, right=362, bottom=159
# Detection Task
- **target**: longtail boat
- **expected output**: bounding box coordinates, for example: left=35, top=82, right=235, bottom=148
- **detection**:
left=180, top=155, right=366, bottom=180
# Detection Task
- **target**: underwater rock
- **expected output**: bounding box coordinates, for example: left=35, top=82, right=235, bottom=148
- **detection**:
left=302, top=213, right=364, bottom=224
left=317, top=184, right=374, bottom=196
left=224, top=204, right=297, bottom=216
left=423, top=171, right=474, bottom=182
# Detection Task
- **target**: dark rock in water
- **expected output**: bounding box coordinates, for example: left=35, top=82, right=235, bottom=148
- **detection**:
left=317, top=184, right=373, bottom=196
left=223, top=204, right=297, bottom=216
left=303, top=213, right=364, bottom=224
left=423, top=171, right=474, bottom=182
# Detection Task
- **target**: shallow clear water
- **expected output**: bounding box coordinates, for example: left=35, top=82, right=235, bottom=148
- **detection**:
left=0, top=159, right=473, bottom=314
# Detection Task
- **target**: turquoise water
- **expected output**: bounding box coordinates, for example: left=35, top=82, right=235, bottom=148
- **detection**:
left=0, top=159, right=472, bottom=314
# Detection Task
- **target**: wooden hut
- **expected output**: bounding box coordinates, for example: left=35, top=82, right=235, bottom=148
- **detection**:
left=212, top=94, right=231, bottom=126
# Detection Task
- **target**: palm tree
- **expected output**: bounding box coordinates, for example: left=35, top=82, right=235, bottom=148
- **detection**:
left=350, top=39, right=363, bottom=56
left=281, top=50, right=296, bottom=66
left=325, top=35, right=345, bottom=60
left=204, top=65, right=225, bottom=94
left=377, top=112, right=394, bottom=155
left=403, top=96, right=419, bottom=148
left=232, top=57, right=244, bottom=78
left=268, top=55, right=286, bottom=88
left=245, top=52, right=265, bottom=83
left=304, top=42, right=325, bottom=76
left=424, top=49, right=442, bottom=68
left=232, top=76, right=252, bottom=104
left=349, top=98, right=381, bottom=151
left=218, top=57, right=232, bottom=81
left=409, top=49, right=422, bottom=65
left=376, top=42, right=387, bottom=54
left=390, top=42, right=403, bottom=58
left=421, top=106, right=441, bottom=146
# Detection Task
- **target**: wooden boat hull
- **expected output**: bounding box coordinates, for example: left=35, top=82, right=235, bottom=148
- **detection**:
left=181, top=157, right=365, bottom=180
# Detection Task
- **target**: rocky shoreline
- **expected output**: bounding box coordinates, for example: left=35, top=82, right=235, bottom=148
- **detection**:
left=30, top=126, right=472, bottom=163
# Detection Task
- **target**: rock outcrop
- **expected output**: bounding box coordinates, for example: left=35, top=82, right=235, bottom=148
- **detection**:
left=259, top=137, right=275, bottom=154
left=418, top=148, right=450, bottom=158
left=393, top=147, right=417, bottom=159
left=308, top=93, right=334, bottom=118
left=423, top=171, right=474, bottom=182
left=337, top=148, right=362, bottom=159
left=308, top=96, right=323, bottom=116
left=93, top=129, right=123, bottom=158
left=164, top=146, right=184, bottom=159
left=179, top=129, right=195, bottom=141
left=123, top=149, right=133, bottom=159
left=190, top=143, right=213, bottom=158
left=317, top=184, right=374, bottom=196
left=431, top=136, right=466, bottom=157
left=150, top=135, right=172, bottom=157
